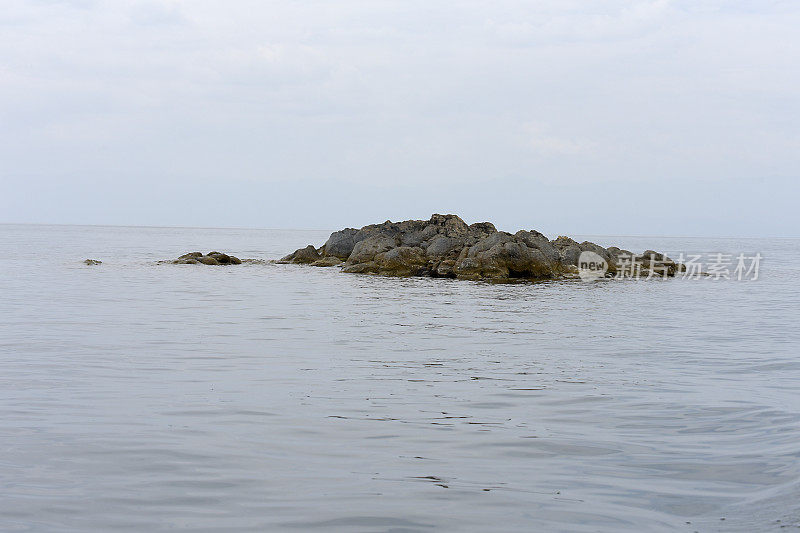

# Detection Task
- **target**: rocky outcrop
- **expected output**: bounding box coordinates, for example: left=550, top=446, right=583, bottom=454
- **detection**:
left=83, top=259, right=102, bottom=265
left=280, top=214, right=685, bottom=282
left=171, top=251, right=242, bottom=265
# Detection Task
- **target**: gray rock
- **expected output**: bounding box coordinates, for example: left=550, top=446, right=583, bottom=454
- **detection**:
left=348, top=234, right=397, bottom=264
left=400, top=230, right=427, bottom=247
left=279, top=214, right=686, bottom=281
left=551, top=236, right=580, bottom=250
left=428, top=213, right=469, bottom=237
left=467, top=232, right=514, bottom=257
left=311, top=256, right=343, bottom=267
left=528, top=249, right=551, bottom=274
left=578, top=241, right=607, bottom=255
left=418, top=224, right=441, bottom=241
left=487, top=241, right=532, bottom=268
left=170, top=251, right=242, bottom=266
left=640, top=250, right=665, bottom=261
left=580, top=241, right=612, bottom=260
left=376, top=246, right=428, bottom=275
left=635, top=250, right=679, bottom=277
left=468, top=222, right=497, bottom=237
left=282, top=245, right=319, bottom=264
left=606, top=246, right=633, bottom=261
left=454, top=237, right=553, bottom=280
left=341, top=262, right=376, bottom=274
left=323, top=229, right=359, bottom=259
left=515, top=230, right=559, bottom=263
left=208, top=251, right=241, bottom=265
left=453, top=257, right=483, bottom=279
left=426, top=235, right=461, bottom=257
left=483, top=242, right=551, bottom=279
left=396, top=219, right=428, bottom=235
left=434, top=259, right=457, bottom=278
left=559, top=245, right=582, bottom=266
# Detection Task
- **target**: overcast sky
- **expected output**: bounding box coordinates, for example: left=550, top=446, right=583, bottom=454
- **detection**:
left=1, top=0, right=798, bottom=236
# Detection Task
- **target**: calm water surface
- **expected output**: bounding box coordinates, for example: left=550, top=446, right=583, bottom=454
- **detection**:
left=1, top=224, right=799, bottom=532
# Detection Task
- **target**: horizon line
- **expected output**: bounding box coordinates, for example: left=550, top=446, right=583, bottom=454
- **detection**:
left=1, top=221, right=798, bottom=241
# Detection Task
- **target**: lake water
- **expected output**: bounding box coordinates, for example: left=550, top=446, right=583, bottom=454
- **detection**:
left=1, top=224, right=799, bottom=532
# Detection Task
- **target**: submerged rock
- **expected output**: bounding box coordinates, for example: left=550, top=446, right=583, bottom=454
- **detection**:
left=310, top=256, right=344, bottom=267
left=83, top=259, right=102, bottom=265
left=280, top=214, right=685, bottom=282
left=171, top=251, right=242, bottom=265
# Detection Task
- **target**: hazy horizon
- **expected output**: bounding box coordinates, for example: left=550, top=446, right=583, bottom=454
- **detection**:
left=2, top=1, right=798, bottom=237
left=5, top=218, right=799, bottom=241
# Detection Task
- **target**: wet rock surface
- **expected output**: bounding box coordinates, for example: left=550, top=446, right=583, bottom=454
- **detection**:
left=170, top=251, right=242, bottom=265
left=280, top=214, right=685, bottom=281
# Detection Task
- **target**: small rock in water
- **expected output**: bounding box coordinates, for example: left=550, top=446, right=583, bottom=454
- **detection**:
left=83, top=259, right=102, bottom=265
left=171, top=251, right=242, bottom=265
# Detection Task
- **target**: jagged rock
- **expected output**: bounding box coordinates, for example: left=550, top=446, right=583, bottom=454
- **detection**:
left=428, top=213, right=470, bottom=237
left=469, top=222, right=497, bottom=236
left=279, top=214, right=685, bottom=282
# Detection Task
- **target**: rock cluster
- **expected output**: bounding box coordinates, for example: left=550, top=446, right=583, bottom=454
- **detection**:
left=172, top=251, right=242, bottom=265
left=280, top=214, right=684, bottom=281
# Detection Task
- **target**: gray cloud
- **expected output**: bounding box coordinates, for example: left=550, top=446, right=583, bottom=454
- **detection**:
left=1, top=0, right=798, bottom=235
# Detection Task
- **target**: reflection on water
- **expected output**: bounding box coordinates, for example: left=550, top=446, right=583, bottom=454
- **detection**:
left=1, top=224, right=799, bottom=531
